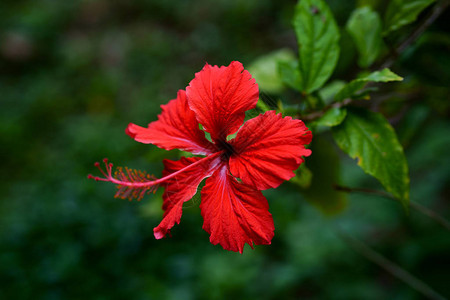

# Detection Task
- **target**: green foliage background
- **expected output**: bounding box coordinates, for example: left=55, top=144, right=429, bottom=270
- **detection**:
left=1, top=0, right=449, bottom=299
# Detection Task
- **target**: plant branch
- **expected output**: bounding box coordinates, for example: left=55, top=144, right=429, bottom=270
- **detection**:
left=378, top=0, right=449, bottom=70
left=300, top=1, right=448, bottom=122
left=335, top=228, right=447, bottom=300
left=334, top=184, right=450, bottom=232
left=300, top=98, right=352, bottom=121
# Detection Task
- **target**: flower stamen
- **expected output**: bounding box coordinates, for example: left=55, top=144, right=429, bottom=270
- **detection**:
left=88, top=152, right=224, bottom=201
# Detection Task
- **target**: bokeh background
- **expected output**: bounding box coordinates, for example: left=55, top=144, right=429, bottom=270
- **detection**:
left=1, top=0, right=449, bottom=299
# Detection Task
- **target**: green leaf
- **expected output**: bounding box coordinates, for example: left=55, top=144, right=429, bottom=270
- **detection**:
left=364, top=68, right=404, bottom=81
left=256, top=98, right=300, bottom=117
left=293, top=0, right=340, bottom=93
left=318, top=80, right=346, bottom=105
left=279, top=60, right=302, bottom=92
left=301, top=136, right=347, bottom=215
left=313, top=107, right=347, bottom=127
left=290, top=164, right=313, bottom=189
left=332, top=107, right=410, bottom=208
left=248, top=49, right=297, bottom=94
left=346, top=6, right=383, bottom=68
left=278, top=100, right=301, bottom=117
left=384, top=0, right=436, bottom=35
left=334, top=68, right=403, bottom=102
left=256, top=98, right=272, bottom=113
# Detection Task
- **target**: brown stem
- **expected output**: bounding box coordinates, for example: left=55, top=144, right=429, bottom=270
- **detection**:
left=300, top=1, right=449, bottom=122
left=300, top=98, right=352, bottom=121
left=335, top=229, right=447, bottom=300
left=378, top=0, right=449, bottom=70
left=334, top=184, right=450, bottom=232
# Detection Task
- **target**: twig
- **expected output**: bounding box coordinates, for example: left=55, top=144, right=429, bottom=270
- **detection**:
left=300, top=1, right=449, bottom=122
left=334, top=185, right=450, bottom=232
left=300, top=98, right=352, bottom=121
left=335, top=228, right=447, bottom=300
left=378, top=0, right=450, bottom=70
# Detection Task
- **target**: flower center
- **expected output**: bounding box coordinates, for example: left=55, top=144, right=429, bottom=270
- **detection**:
left=216, top=139, right=235, bottom=161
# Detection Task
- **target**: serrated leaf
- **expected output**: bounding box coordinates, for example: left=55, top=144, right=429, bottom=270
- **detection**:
left=384, top=0, right=436, bottom=35
left=248, top=49, right=297, bottom=94
left=313, top=107, right=347, bottom=127
left=293, top=0, right=340, bottom=93
left=335, top=68, right=403, bottom=102
left=301, top=136, right=347, bottom=215
left=332, top=107, right=410, bottom=208
left=346, top=6, right=383, bottom=68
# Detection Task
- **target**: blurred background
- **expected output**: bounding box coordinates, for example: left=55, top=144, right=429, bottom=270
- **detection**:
left=1, top=0, right=449, bottom=299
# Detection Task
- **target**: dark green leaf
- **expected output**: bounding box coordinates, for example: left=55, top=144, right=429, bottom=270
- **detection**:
left=384, top=0, right=436, bottom=35
left=248, top=49, right=297, bottom=94
left=346, top=6, right=383, bottom=68
left=332, top=108, right=410, bottom=208
left=293, top=0, right=340, bottom=93
left=278, top=101, right=301, bottom=117
left=335, top=68, right=403, bottom=102
left=301, top=136, right=347, bottom=215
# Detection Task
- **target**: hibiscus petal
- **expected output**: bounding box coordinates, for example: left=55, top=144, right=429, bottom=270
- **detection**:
left=229, top=111, right=312, bottom=190
left=200, top=166, right=275, bottom=253
left=154, top=155, right=221, bottom=239
left=186, top=61, right=259, bottom=142
left=126, top=90, right=215, bottom=155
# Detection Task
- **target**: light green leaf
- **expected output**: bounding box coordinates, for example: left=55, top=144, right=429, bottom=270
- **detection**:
left=332, top=108, right=410, bottom=208
left=301, top=136, right=347, bottom=215
left=313, top=107, right=347, bottom=127
left=346, top=6, right=383, bottom=68
left=248, top=49, right=297, bottom=94
left=335, top=68, right=403, bottom=102
left=256, top=98, right=271, bottom=112
left=293, top=0, right=340, bottom=93
left=256, top=98, right=300, bottom=117
left=318, top=80, right=346, bottom=105
left=290, top=164, right=313, bottom=189
left=384, top=0, right=436, bottom=35
left=364, top=68, right=403, bottom=81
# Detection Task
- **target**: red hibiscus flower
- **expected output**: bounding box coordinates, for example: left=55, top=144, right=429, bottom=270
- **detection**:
left=89, top=61, right=312, bottom=253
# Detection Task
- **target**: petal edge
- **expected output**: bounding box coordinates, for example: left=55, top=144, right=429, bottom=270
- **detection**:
left=200, top=166, right=275, bottom=253
left=229, top=111, right=312, bottom=190
left=186, top=61, right=259, bottom=142
left=126, top=90, right=215, bottom=155
left=154, top=155, right=221, bottom=239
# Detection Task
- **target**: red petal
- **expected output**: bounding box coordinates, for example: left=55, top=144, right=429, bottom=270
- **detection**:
left=200, top=166, right=275, bottom=253
left=126, top=90, right=215, bottom=155
left=229, top=111, right=312, bottom=190
left=154, top=155, right=221, bottom=239
left=186, top=61, right=259, bottom=142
